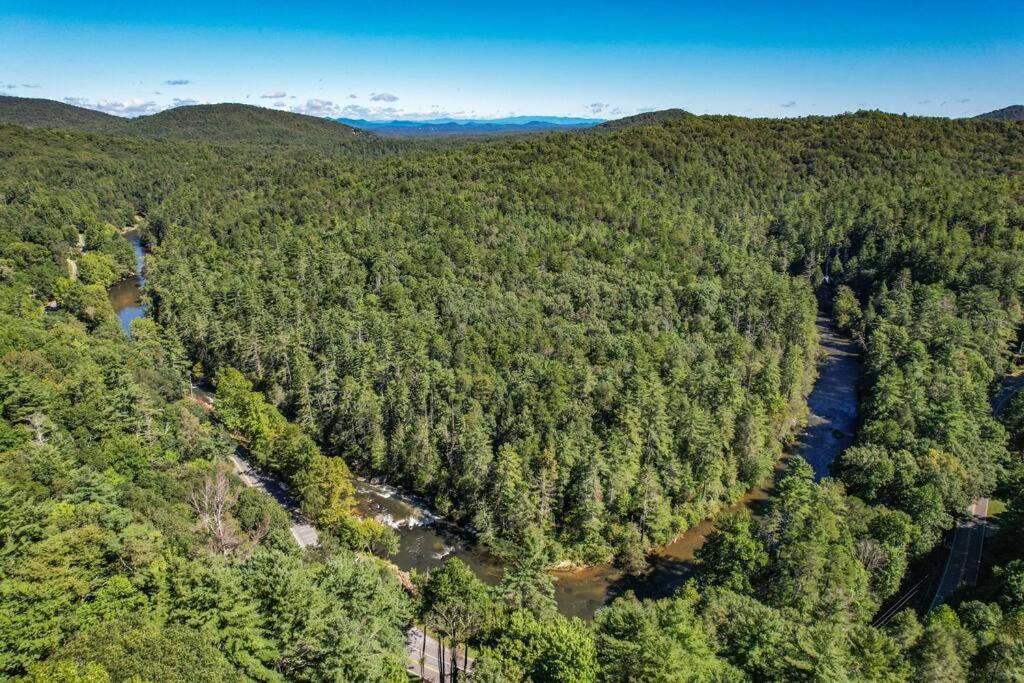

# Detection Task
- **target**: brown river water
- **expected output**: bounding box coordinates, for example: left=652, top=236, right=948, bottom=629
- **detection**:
left=110, top=237, right=860, bottom=620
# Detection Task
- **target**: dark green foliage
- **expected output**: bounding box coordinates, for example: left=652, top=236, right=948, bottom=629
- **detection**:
left=0, top=95, right=122, bottom=131
left=975, top=106, right=1024, bottom=122
left=2, top=103, right=1024, bottom=681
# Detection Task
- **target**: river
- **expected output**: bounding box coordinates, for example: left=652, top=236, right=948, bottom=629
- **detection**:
left=107, top=229, right=146, bottom=335
left=351, top=318, right=859, bottom=619
left=109, top=236, right=860, bottom=619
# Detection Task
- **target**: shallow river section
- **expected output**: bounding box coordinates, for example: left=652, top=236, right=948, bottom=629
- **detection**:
left=354, top=316, right=860, bottom=619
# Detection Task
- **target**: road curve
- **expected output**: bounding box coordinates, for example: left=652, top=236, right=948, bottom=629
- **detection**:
left=192, top=390, right=462, bottom=678
left=929, top=498, right=989, bottom=611
left=229, top=450, right=319, bottom=548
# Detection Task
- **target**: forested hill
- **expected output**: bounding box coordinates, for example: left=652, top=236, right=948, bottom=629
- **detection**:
left=141, top=110, right=1024, bottom=561
left=976, top=105, right=1024, bottom=121
left=0, top=94, right=123, bottom=131
left=0, top=96, right=393, bottom=153
left=591, top=107, right=692, bottom=131
left=127, top=104, right=377, bottom=148
left=2, top=109, right=1024, bottom=680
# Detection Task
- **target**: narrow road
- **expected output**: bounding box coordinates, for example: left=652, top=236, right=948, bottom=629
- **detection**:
left=927, top=370, right=1020, bottom=611
left=993, top=372, right=1024, bottom=417
left=192, top=388, right=466, bottom=677
left=929, top=498, right=989, bottom=611
left=229, top=450, right=319, bottom=548
left=407, top=628, right=473, bottom=683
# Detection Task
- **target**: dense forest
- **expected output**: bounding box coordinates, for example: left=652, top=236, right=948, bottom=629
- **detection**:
left=1, top=100, right=1022, bottom=680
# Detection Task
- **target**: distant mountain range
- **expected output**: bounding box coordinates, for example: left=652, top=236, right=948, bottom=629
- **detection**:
left=3, top=95, right=1021, bottom=150
left=0, top=96, right=606, bottom=142
left=975, top=105, right=1024, bottom=121
left=335, top=116, right=604, bottom=137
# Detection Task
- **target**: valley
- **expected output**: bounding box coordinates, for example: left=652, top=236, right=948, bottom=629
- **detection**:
left=3, top=96, right=1022, bottom=681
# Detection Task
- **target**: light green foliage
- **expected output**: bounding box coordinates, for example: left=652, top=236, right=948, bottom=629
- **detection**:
left=76, top=251, right=120, bottom=288
left=595, top=589, right=729, bottom=682
left=695, top=509, right=768, bottom=595
left=477, top=609, right=597, bottom=683
left=0, top=187, right=414, bottom=680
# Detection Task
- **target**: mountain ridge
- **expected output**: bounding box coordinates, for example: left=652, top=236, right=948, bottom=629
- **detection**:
left=0, top=95, right=375, bottom=148
left=335, top=117, right=600, bottom=137
left=975, top=105, right=1024, bottom=121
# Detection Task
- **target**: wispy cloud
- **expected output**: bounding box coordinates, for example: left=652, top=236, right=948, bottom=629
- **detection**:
left=64, top=97, right=161, bottom=117
left=587, top=102, right=609, bottom=114
left=171, top=98, right=198, bottom=107
left=369, top=92, right=399, bottom=102
left=348, top=94, right=358, bottom=99
left=290, top=98, right=455, bottom=122
left=20, top=83, right=40, bottom=89
left=260, top=90, right=287, bottom=99
left=780, top=100, right=797, bottom=108
left=165, top=79, right=190, bottom=86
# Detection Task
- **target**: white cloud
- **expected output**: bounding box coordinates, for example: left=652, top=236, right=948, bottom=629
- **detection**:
left=587, top=102, right=609, bottom=114
left=165, top=79, right=190, bottom=86
left=260, top=90, right=287, bottom=99
left=370, top=92, right=399, bottom=102
left=348, top=93, right=358, bottom=99
left=288, top=98, right=489, bottom=122
left=171, top=98, right=199, bottom=107
left=291, top=98, right=341, bottom=116
left=64, top=97, right=162, bottom=117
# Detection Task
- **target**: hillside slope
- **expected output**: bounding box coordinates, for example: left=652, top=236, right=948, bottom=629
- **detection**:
left=593, top=108, right=693, bottom=131
left=0, top=96, right=388, bottom=152
left=0, top=94, right=124, bottom=131
left=127, top=103, right=377, bottom=148
left=975, top=104, right=1024, bottom=121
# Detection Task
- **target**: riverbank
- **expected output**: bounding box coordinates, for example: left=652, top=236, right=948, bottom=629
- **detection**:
left=107, top=228, right=146, bottom=335
left=109, top=251, right=862, bottom=618
left=340, top=316, right=862, bottom=618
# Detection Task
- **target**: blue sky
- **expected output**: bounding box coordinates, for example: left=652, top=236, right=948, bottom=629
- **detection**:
left=1, top=1, right=1021, bottom=120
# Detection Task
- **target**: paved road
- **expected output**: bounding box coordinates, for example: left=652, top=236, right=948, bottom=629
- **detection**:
left=926, top=370, right=1021, bottom=611
left=930, top=498, right=989, bottom=611
left=407, top=628, right=473, bottom=682
left=193, top=389, right=463, bottom=676
left=993, top=372, right=1024, bottom=417
left=229, top=450, right=319, bottom=548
